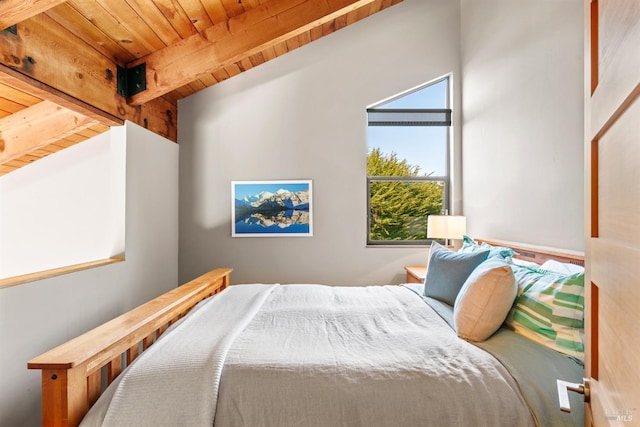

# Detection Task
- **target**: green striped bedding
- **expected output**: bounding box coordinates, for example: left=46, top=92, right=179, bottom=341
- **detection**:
left=505, top=262, right=585, bottom=363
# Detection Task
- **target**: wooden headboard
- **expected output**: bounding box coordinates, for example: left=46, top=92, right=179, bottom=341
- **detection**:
left=478, top=238, right=585, bottom=267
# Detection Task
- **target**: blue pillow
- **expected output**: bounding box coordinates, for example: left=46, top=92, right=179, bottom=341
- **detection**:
left=424, top=242, right=490, bottom=305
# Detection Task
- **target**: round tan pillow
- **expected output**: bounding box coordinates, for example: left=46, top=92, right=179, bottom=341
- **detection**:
left=453, top=258, right=517, bottom=342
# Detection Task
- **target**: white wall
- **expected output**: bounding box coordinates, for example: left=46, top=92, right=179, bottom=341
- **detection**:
left=0, top=122, right=179, bottom=426
left=178, top=0, right=462, bottom=286
left=0, top=130, right=126, bottom=279
left=461, top=0, right=584, bottom=250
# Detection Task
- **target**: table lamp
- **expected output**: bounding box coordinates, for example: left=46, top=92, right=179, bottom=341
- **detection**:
left=427, top=215, right=467, bottom=249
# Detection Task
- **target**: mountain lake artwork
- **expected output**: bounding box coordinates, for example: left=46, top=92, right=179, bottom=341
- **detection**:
left=232, top=180, right=313, bottom=237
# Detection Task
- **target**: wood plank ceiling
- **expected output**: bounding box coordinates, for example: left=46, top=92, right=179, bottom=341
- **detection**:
left=0, top=0, right=402, bottom=176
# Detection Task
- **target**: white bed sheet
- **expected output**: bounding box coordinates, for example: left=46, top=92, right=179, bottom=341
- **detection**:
left=82, top=284, right=536, bottom=427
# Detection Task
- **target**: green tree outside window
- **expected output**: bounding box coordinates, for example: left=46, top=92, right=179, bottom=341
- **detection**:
left=368, top=148, right=444, bottom=241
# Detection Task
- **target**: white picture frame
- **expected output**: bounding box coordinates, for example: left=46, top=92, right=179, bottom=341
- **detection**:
left=231, top=180, right=313, bottom=237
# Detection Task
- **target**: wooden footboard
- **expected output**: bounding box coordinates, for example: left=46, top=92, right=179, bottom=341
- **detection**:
left=27, top=268, right=232, bottom=427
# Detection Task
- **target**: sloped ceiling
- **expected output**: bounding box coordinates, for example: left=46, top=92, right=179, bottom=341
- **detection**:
left=0, top=0, right=402, bottom=176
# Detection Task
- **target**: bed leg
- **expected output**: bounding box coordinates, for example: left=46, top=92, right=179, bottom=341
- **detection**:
left=41, top=367, right=87, bottom=427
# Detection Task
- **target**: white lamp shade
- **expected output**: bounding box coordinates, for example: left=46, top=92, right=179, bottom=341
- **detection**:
left=427, top=215, right=467, bottom=239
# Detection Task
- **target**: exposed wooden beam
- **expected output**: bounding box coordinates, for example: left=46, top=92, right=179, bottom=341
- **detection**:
left=0, top=0, right=66, bottom=30
left=127, top=0, right=381, bottom=105
left=0, top=13, right=177, bottom=141
left=0, top=100, right=96, bottom=163
left=0, top=63, right=122, bottom=127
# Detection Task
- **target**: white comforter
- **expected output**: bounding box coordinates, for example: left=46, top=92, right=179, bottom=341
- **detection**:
left=82, top=284, right=535, bottom=427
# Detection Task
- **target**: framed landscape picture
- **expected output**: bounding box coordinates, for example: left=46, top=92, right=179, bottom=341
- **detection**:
left=231, top=180, right=313, bottom=237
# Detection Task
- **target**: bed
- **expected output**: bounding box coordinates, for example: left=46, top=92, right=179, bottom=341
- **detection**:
left=28, top=239, right=586, bottom=427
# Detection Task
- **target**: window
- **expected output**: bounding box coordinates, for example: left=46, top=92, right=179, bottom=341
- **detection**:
left=366, top=77, right=451, bottom=245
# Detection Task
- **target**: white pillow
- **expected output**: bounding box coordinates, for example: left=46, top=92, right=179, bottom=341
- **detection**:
left=454, top=258, right=517, bottom=342
left=540, top=259, right=585, bottom=275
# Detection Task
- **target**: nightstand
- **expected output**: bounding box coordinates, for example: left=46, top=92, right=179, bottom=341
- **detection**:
left=404, top=265, right=427, bottom=283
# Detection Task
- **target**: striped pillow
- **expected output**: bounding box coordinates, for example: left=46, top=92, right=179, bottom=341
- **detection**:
left=505, top=263, right=585, bottom=363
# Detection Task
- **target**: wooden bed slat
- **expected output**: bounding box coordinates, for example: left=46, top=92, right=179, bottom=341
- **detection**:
left=142, top=332, right=155, bottom=351
left=106, top=356, right=122, bottom=385
left=28, top=267, right=232, bottom=427
left=126, top=344, right=140, bottom=365
left=87, top=371, right=101, bottom=406
left=157, top=324, right=168, bottom=336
